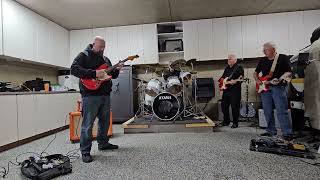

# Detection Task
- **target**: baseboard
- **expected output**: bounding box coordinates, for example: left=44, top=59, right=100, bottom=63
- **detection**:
left=0, top=125, right=69, bottom=153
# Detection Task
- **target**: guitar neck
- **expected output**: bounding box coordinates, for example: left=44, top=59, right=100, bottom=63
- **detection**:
left=104, top=58, right=128, bottom=73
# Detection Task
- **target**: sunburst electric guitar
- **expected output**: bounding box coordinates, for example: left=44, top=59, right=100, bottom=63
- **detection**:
left=219, top=77, right=245, bottom=90
left=81, top=55, right=139, bottom=90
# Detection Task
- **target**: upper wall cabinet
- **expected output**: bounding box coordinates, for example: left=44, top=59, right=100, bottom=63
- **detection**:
left=128, top=25, right=144, bottom=65
left=3, top=0, right=70, bottom=68
left=197, top=19, right=214, bottom=61
left=117, top=26, right=131, bottom=65
left=105, top=27, right=119, bottom=65
left=69, top=29, right=93, bottom=66
left=3, top=0, right=37, bottom=61
left=183, top=19, right=213, bottom=61
left=242, top=15, right=259, bottom=58
left=212, top=18, right=228, bottom=60
left=183, top=20, right=198, bottom=61
left=49, top=22, right=69, bottom=68
left=227, top=17, right=243, bottom=58
left=70, top=24, right=159, bottom=66
left=142, top=24, right=159, bottom=64
left=257, top=13, right=290, bottom=55
left=0, top=1, right=3, bottom=55
left=36, top=15, right=51, bottom=65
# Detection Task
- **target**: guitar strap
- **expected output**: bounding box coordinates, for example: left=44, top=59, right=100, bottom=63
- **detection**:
left=228, top=64, right=239, bottom=79
left=268, top=53, right=279, bottom=77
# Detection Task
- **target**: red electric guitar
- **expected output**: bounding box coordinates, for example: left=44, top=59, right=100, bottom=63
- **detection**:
left=256, top=72, right=292, bottom=93
left=81, top=55, right=139, bottom=90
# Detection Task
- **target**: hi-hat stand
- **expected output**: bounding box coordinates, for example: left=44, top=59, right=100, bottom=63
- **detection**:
left=134, top=69, right=152, bottom=119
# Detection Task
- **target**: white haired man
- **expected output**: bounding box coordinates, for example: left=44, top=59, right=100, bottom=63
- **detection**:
left=71, top=36, right=124, bottom=163
left=253, top=42, right=293, bottom=141
left=219, top=54, right=244, bottom=128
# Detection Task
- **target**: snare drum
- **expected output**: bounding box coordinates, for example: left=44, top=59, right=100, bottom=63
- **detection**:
left=166, top=76, right=182, bottom=95
left=145, top=79, right=162, bottom=97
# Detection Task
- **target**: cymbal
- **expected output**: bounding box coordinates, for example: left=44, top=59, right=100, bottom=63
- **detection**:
left=186, top=58, right=197, bottom=66
left=139, top=65, right=156, bottom=71
left=170, top=59, right=187, bottom=70
left=155, top=67, right=170, bottom=77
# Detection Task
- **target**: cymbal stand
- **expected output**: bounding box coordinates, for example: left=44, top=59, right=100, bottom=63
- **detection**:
left=175, top=63, right=204, bottom=120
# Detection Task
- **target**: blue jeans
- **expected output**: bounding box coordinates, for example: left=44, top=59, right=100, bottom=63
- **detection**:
left=80, top=95, right=110, bottom=155
left=261, top=86, right=292, bottom=136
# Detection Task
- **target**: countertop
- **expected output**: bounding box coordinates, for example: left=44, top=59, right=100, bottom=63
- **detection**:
left=0, top=91, right=80, bottom=96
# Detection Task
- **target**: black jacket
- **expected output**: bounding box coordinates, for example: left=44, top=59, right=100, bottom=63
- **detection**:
left=220, top=63, right=244, bottom=93
left=71, top=44, right=119, bottom=96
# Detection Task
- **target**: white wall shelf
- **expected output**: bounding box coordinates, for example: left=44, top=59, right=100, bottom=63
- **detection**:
left=158, top=32, right=183, bottom=39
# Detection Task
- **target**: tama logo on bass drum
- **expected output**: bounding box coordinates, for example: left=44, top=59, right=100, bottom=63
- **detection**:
left=159, top=96, right=172, bottom=100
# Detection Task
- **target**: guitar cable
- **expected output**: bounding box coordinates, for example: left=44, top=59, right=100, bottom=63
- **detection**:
left=0, top=115, right=80, bottom=178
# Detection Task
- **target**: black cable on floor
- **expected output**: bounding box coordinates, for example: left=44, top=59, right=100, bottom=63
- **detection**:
left=0, top=152, right=40, bottom=178
left=0, top=115, right=80, bottom=178
left=40, top=133, right=57, bottom=156
left=298, top=159, right=320, bottom=167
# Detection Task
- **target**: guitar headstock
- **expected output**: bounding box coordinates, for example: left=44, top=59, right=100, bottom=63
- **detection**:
left=127, top=55, right=139, bottom=61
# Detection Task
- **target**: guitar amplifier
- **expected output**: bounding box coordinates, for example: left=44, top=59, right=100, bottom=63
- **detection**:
left=192, top=78, right=215, bottom=100
left=69, top=111, right=113, bottom=143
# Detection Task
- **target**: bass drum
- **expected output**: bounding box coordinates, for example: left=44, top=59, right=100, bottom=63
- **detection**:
left=152, top=92, right=180, bottom=121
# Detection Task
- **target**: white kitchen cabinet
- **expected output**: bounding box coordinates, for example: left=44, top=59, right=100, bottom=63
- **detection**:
left=17, top=95, right=37, bottom=139
left=105, top=27, right=119, bottom=65
left=242, top=15, right=259, bottom=58
left=3, top=0, right=70, bottom=67
left=70, top=29, right=93, bottom=66
left=183, top=20, right=198, bottom=61
left=0, top=0, right=3, bottom=55
left=227, top=16, right=243, bottom=58
left=212, top=18, right=228, bottom=60
left=257, top=13, right=290, bottom=56
left=142, top=24, right=159, bottom=64
left=0, top=95, right=18, bottom=146
left=117, top=26, right=131, bottom=65
left=303, top=10, right=320, bottom=47
left=49, top=22, right=69, bottom=68
left=36, top=15, right=51, bottom=65
left=128, top=25, right=144, bottom=65
left=288, top=11, right=305, bottom=55
left=272, top=13, right=290, bottom=55
left=257, top=14, right=273, bottom=57
left=197, top=19, right=214, bottom=61
left=17, top=93, right=80, bottom=140
left=3, top=0, right=37, bottom=61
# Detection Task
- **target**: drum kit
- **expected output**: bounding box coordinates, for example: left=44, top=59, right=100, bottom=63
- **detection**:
left=134, top=59, right=203, bottom=121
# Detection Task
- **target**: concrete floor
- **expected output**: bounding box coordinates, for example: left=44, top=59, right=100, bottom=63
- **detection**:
left=0, top=124, right=319, bottom=180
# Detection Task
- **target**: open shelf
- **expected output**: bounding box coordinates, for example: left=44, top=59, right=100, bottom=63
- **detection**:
left=158, top=32, right=183, bottom=39
left=158, top=51, right=184, bottom=55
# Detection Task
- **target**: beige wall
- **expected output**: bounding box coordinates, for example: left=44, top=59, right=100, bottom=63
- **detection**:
left=0, top=59, right=58, bottom=87
left=134, top=58, right=262, bottom=119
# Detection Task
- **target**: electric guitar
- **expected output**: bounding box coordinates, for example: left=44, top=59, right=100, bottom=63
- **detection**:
left=256, top=72, right=292, bottom=93
left=81, top=55, right=139, bottom=90
left=219, top=77, right=245, bottom=90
